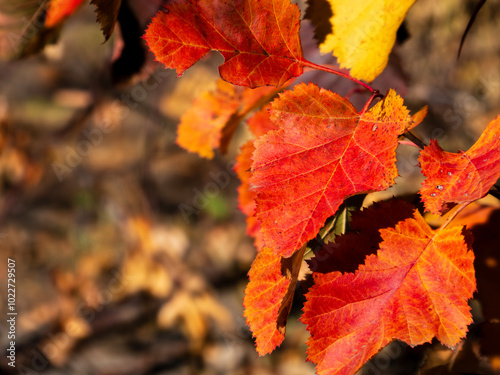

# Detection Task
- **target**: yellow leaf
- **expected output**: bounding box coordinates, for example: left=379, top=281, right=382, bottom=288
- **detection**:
left=320, top=0, right=416, bottom=82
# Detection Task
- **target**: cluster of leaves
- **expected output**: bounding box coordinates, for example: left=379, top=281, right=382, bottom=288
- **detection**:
left=21, top=0, right=499, bottom=374
left=141, top=0, right=500, bottom=374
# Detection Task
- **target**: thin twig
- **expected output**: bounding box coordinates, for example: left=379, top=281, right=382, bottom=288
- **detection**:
left=457, top=0, right=487, bottom=59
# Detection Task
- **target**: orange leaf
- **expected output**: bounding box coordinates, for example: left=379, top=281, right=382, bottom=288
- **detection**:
left=177, top=80, right=280, bottom=158
left=236, top=141, right=257, bottom=218
left=220, top=87, right=282, bottom=154
left=45, top=0, right=85, bottom=28
left=177, top=80, right=241, bottom=159
left=251, top=84, right=416, bottom=258
left=143, top=0, right=305, bottom=88
left=243, top=246, right=305, bottom=355
left=246, top=104, right=277, bottom=137
left=234, top=109, right=277, bottom=247
left=419, top=116, right=500, bottom=214
left=302, top=209, right=476, bottom=375
left=235, top=141, right=262, bottom=246
left=408, top=105, right=428, bottom=131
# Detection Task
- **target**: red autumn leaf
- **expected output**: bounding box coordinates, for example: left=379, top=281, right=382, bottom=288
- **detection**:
left=143, top=0, right=305, bottom=88
left=302, top=209, right=476, bottom=375
left=177, top=80, right=280, bottom=158
left=419, top=116, right=500, bottom=214
left=243, top=246, right=305, bottom=355
left=251, top=83, right=420, bottom=258
left=45, top=0, right=85, bottom=27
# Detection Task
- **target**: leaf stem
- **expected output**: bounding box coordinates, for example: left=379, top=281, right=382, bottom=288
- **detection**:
left=360, top=91, right=384, bottom=115
left=403, top=131, right=427, bottom=150
left=302, top=60, right=378, bottom=94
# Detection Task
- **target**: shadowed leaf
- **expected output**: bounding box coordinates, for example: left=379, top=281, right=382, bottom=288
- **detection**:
left=90, top=0, right=122, bottom=41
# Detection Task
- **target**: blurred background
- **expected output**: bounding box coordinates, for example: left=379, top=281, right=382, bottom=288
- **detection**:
left=0, top=0, right=500, bottom=374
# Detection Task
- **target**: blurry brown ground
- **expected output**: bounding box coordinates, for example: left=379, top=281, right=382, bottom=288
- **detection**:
left=0, top=1, right=499, bottom=374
